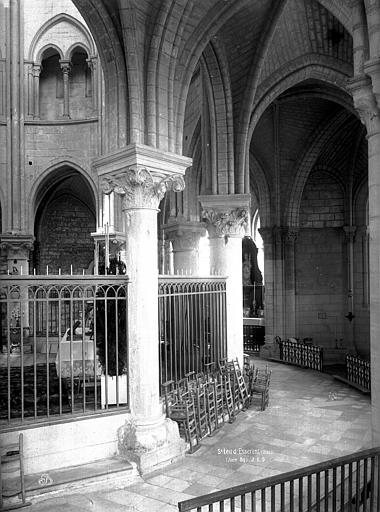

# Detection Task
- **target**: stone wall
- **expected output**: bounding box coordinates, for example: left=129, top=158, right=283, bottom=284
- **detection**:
left=36, top=193, right=95, bottom=274
left=296, top=228, right=345, bottom=346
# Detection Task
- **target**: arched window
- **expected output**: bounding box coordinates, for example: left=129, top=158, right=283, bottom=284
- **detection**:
left=39, top=48, right=64, bottom=120
left=69, top=47, right=93, bottom=119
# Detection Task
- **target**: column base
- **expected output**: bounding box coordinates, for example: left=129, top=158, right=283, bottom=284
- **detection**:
left=260, top=337, right=280, bottom=359
left=117, top=414, right=186, bottom=475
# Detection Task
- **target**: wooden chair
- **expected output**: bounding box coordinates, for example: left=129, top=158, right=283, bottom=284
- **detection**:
left=231, top=358, right=250, bottom=410
left=250, top=368, right=271, bottom=411
left=205, top=381, right=218, bottom=434
left=193, top=385, right=209, bottom=439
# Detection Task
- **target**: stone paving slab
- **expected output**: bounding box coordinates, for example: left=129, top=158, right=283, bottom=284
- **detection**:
left=25, top=359, right=372, bottom=512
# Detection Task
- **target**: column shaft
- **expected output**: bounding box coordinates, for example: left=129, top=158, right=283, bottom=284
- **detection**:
left=284, top=230, right=297, bottom=338
left=125, top=207, right=161, bottom=420
left=33, top=65, right=41, bottom=119
left=10, top=0, right=22, bottom=231
left=60, top=61, right=70, bottom=118
left=367, top=131, right=380, bottom=444
left=200, top=194, right=250, bottom=366
left=259, top=228, right=274, bottom=344
left=209, top=235, right=244, bottom=364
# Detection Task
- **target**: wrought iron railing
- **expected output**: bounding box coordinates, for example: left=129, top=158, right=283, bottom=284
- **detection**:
left=0, top=275, right=129, bottom=426
left=347, top=354, right=371, bottom=391
left=243, top=324, right=264, bottom=353
left=178, top=447, right=380, bottom=511
left=158, top=276, right=227, bottom=388
left=279, top=339, right=323, bottom=371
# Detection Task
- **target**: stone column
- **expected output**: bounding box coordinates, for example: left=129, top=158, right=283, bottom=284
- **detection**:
left=9, top=0, right=23, bottom=232
left=258, top=227, right=276, bottom=355
left=284, top=228, right=298, bottom=339
left=349, top=73, right=380, bottom=446
left=273, top=227, right=286, bottom=339
left=343, top=225, right=357, bottom=351
left=163, top=221, right=205, bottom=275
left=59, top=60, right=71, bottom=118
left=86, top=57, right=98, bottom=111
left=32, top=64, right=41, bottom=119
left=199, top=194, right=250, bottom=366
left=94, top=143, right=191, bottom=473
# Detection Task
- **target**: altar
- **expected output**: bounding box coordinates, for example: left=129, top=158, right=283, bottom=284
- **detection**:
left=55, top=329, right=102, bottom=380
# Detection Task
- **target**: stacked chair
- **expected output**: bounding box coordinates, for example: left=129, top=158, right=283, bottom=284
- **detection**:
left=249, top=364, right=272, bottom=411
left=162, top=356, right=271, bottom=453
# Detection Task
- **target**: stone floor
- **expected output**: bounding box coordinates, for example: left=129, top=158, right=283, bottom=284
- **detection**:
left=25, top=359, right=372, bottom=511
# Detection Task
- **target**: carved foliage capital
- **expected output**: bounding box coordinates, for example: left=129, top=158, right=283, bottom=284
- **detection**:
left=60, top=60, right=71, bottom=74
left=285, top=228, right=298, bottom=244
left=101, top=167, right=185, bottom=210
left=202, top=208, right=248, bottom=237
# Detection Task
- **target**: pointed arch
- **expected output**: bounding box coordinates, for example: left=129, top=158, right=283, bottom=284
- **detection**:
left=66, top=42, right=91, bottom=61
left=284, top=109, right=352, bottom=228
left=200, top=39, right=234, bottom=194
left=36, top=44, right=64, bottom=64
left=249, top=152, right=271, bottom=228
left=29, top=160, right=98, bottom=232
left=28, top=13, right=95, bottom=62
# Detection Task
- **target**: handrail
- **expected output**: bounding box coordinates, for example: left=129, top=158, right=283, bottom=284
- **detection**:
left=178, top=447, right=380, bottom=511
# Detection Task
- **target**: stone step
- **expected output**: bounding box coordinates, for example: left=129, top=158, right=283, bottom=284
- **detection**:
left=2, top=456, right=140, bottom=506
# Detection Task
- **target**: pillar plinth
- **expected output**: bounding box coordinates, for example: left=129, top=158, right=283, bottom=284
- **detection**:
left=94, top=143, right=191, bottom=472
left=199, top=194, right=250, bottom=366
left=163, top=220, right=206, bottom=275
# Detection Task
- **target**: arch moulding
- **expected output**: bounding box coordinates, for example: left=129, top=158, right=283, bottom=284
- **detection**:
left=28, top=13, right=95, bottom=63
left=28, top=160, right=98, bottom=234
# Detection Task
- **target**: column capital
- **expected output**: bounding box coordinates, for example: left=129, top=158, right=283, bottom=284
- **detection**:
left=163, top=220, right=206, bottom=251
left=0, top=234, right=35, bottom=273
left=199, top=194, right=250, bottom=238
left=59, top=60, right=71, bottom=73
left=284, top=227, right=299, bottom=244
left=86, top=56, right=97, bottom=71
left=32, top=64, right=42, bottom=77
left=343, top=225, right=357, bottom=242
left=94, top=143, right=191, bottom=210
left=347, top=74, right=380, bottom=135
